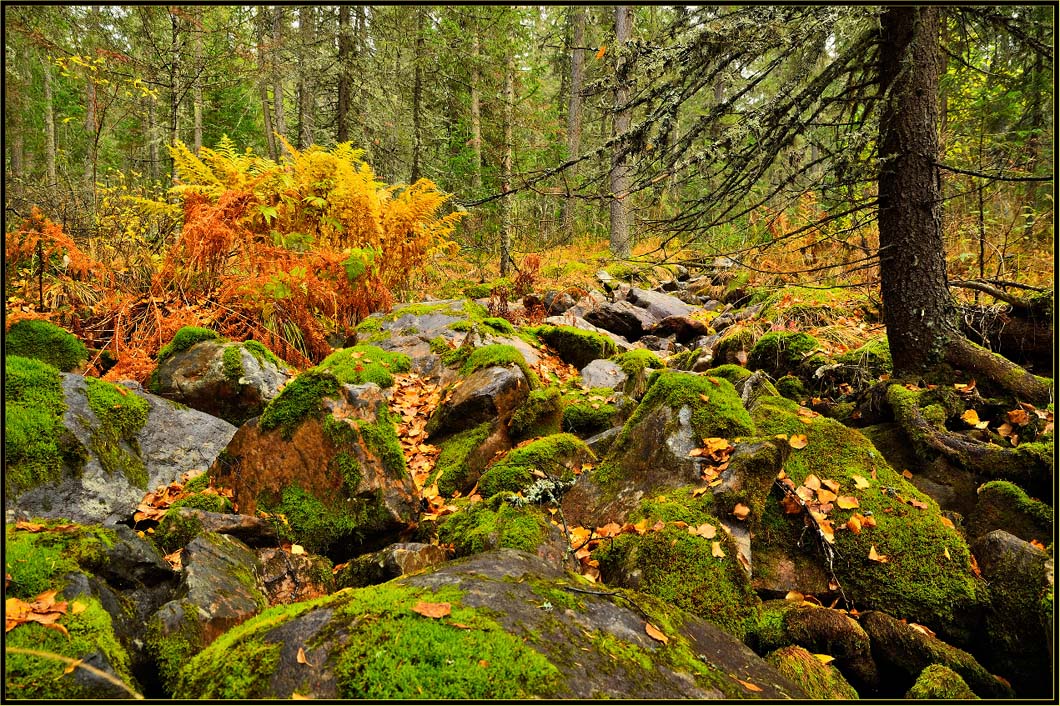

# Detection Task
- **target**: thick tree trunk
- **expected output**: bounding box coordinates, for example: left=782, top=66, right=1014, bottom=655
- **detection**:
left=297, top=5, right=315, bottom=149
left=500, top=52, right=515, bottom=277
left=470, top=32, right=482, bottom=191
left=877, top=7, right=953, bottom=374
left=609, top=5, right=633, bottom=258
left=337, top=5, right=351, bottom=143
left=43, top=54, right=57, bottom=187
left=561, top=7, right=586, bottom=241
left=271, top=7, right=287, bottom=149
left=411, top=7, right=425, bottom=182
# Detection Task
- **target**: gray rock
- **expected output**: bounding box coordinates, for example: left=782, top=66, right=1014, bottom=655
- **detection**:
left=173, top=549, right=808, bottom=700
left=257, top=547, right=335, bottom=605
left=583, top=426, right=622, bottom=456
left=427, top=364, right=530, bottom=438
left=650, top=314, right=712, bottom=342
left=584, top=299, right=659, bottom=339
left=6, top=374, right=237, bottom=525
left=541, top=290, right=576, bottom=315
left=148, top=340, right=290, bottom=426
left=628, top=287, right=696, bottom=320
left=335, top=542, right=449, bottom=588
left=638, top=334, right=674, bottom=353
left=579, top=359, right=627, bottom=391
left=165, top=507, right=279, bottom=547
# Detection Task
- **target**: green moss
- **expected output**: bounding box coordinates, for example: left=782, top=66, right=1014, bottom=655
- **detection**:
left=752, top=396, right=985, bottom=634
left=84, top=378, right=150, bottom=489
left=538, top=325, right=617, bottom=370
left=146, top=602, right=207, bottom=693
left=477, top=433, right=592, bottom=497
left=428, top=336, right=451, bottom=354
left=242, top=339, right=287, bottom=369
left=617, top=370, right=755, bottom=448
left=595, top=488, right=760, bottom=641
left=154, top=509, right=206, bottom=553
left=432, top=423, right=493, bottom=496
left=611, top=349, right=663, bottom=378
left=437, top=499, right=550, bottom=555
left=705, top=363, right=753, bottom=386
left=6, top=319, right=88, bottom=372
left=221, top=345, right=245, bottom=382
left=461, top=344, right=538, bottom=388
left=447, top=319, right=475, bottom=332
left=319, top=345, right=411, bottom=388
left=183, top=472, right=211, bottom=494
left=748, top=332, right=822, bottom=377
left=482, top=317, right=515, bottom=335
left=5, top=522, right=114, bottom=598
left=766, top=645, right=860, bottom=700
left=4, top=356, right=69, bottom=496
left=905, top=664, right=978, bottom=699
left=259, top=369, right=341, bottom=439
left=259, top=483, right=386, bottom=554
left=714, top=330, right=755, bottom=365
left=157, top=326, right=223, bottom=363
left=5, top=594, right=137, bottom=699
left=561, top=387, right=619, bottom=436
left=463, top=283, right=492, bottom=299
left=667, top=348, right=701, bottom=371
left=356, top=406, right=407, bottom=478
left=170, top=491, right=232, bottom=514
left=509, top=387, right=563, bottom=441
left=775, top=375, right=807, bottom=401
left=836, top=336, right=892, bottom=375
left=971, top=480, right=1053, bottom=540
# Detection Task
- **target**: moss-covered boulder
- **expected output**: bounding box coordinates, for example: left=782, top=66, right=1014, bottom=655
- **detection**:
left=6, top=362, right=236, bottom=525
left=319, top=344, right=411, bottom=388
left=594, top=487, right=761, bottom=641
left=508, top=387, right=563, bottom=441
left=172, top=549, right=808, bottom=699
left=560, top=387, right=630, bottom=437
left=611, top=348, right=665, bottom=398
left=835, top=335, right=892, bottom=377
left=477, top=433, right=594, bottom=498
left=713, top=329, right=756, bottom=366
left=904, top=664, right=979, bottom=699
left=429, top=422, right=510, bottom=497
left=765, top=645, right=860, bottom=700
left=426, top=360, right=531, bottom=438
left=148, top=335, right=291, bottom=426
left=538, top=324, right=617, bottom=369
left=750, top=395, right=988, bottom=645
left=860, top=610, right=1011, bottom=698
left=747, top=331, right=825, bottom=379
left=438, top=498, right=570, bottom=565
left=966, top=480, right=1053, bottom=542
left=211, top=373, right=418, bottom=555
left=6, top=319, right=88, bottom=371
left=256, top=546, right=335, bottom=605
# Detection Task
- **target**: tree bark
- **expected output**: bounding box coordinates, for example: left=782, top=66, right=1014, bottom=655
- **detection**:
left=43, top=54, right=57, bottom=187
left=609, top=5, right=633, bottom=258
left=470, top=31, right=482, bottom=191
left=168, top=10, right=182, bottom=179
left=256, top=6, right=276, bottom=160
left=877, top=7, right=952, bottom=374
left=411, top=7, right=425, bottom=182
left=271, top=6, right=287, bottom=150
left=561, top=6, right=586, bottom=241
left=297, top=5, right=315, bottom=149
left=192, top=9, right=203, bottom=153
left=500, top=51, right=515, bottom=277
left=147, top=96, right=159, bottom=181
left=337, top=5, right=351, bottom=143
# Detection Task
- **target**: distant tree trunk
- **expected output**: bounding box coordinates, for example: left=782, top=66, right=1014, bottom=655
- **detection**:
left=256, top=6, right=276, bottom=160
left=43, top=54, right=57, bottom=187
left=609, top=5, right=633, bottom=258
left=561, top=6, right=586, bottom=241
left=271, top=6, right=287, bottom=150
left=500, top=52, right=515, bottom=277
left=410, top=7, right=425, bottom=182
left=168, top=10, right=182, bottom=178
left=470, top=32, right=482, bottom=191
left=192, top=10, right=204, bottom=153
left=878, top=7, right=952, bottom=374
left=337, top=5, right=351, bottom=143
left=147, top=96, right=159, bottom=181
left=297, top=5, right=315, bottom=149
left=84, top=76, right=96, bottom=191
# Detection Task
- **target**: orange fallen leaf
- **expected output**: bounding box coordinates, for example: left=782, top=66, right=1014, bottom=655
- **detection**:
left=732, top=503, right=751, bottom=520
left=478, top=659, right=490, bottom=668
left=902, top=469, right=913, bottom=479
left=699, top=393, right=710, bottom=402
left=1006, top=408, right=1031, bottom=426
left=645, top=622, right=669, bottom=644
left=852, top=475, right=871, bottom=490
left=788, top=434, right=809, bottom=449
left=688, top=522, right=717, bottom=539
left=821, top=478, right=840, bottom=494
left=595, top=45, right=607, bottom=59
left=1030, top=539, right=1046, bottom=551
left=836, top=496, right=859, bottom=510
left=296, top=646, right=314, bottom=667
left=449, top=622, right=473, bottom=630
left=868, top=545, right=888, bottom=563
left=846, top=516, right=862, bottom=534
left=737, top=678, right=762, bottom=692
left=412, top=601, right=451, bottom=619
left=816, top=488, right=838, bottom=504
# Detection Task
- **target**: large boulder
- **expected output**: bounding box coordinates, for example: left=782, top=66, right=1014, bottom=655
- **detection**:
left=172, top=550, right=808, bottom=700
left=210, top=372, right=419, bottom=555
left=627, top=287, right=695, bottom=320
left=543, top=315, right=633, bottom=352
left=426, top=364, right=530, bottom=438
left=584, top=300, right=659, bottom=339
left=5, top=359, right=237, bottom=525
left=147, top=339, right=290, bottom=426
left=538, top=324, right=617, bottom=369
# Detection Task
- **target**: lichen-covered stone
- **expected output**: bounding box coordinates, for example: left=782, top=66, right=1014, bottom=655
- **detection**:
left=477, top=433, right=594, bottom=498
left=904, top=664, right=978, bottom=699
left=539, top=324, right=618, bottom=369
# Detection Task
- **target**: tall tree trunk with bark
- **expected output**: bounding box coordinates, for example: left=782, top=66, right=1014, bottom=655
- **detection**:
left=337, top=5, right=351, bottom=143
left=500, top=51, right=515, bottom=277
left=609, top=5, right=633, bottom=258
left=43, top=54, right=57, bottom=187
left=271, top=7, right=287, bottom=150
left=470, top=31, right=482, bottom=191
left=561, top=7, right=586, bottom=241
left=411, top=7, right=425, bottom=182
left=168, top=10, right=182, bottom=179
left=297, top=5, right=315, bottom=149
left=256, top=7, right=276, bottom=160
left=192, top=9, right=203, bottom=153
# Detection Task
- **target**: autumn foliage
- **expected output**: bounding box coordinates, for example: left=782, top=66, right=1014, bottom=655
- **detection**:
left=4, top=138, right=462, bottom=379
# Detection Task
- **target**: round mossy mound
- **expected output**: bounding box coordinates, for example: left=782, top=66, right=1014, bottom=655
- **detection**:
left=477, top=433, right=593, bottom=498
left=538, top=325, right=617, bottom=370
left=6, top=319, right=88, bottom=372
left=319, top=345, right=411, bottom=388
left=905, top=664, right=977, bottom=699
left=561, top=388, right=620, bottom=436
left=748, top=332, right=823, bottom=378
left=765, top=645, right=859, bottom=700
left=460, top=344, right=538, bottom=388
left=437, top=497, right=552, bottom=556
left=156, top=326, right=223, bottom=363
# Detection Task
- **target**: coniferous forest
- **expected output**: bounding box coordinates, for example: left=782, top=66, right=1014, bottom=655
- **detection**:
left=3, top=5, right=1055, bottom=701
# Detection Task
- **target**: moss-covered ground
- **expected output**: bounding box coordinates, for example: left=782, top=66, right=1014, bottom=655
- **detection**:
left=4, top=355, right=75, bottom=496
left=319, top=345, right=411, bottom=388
left=6, top=319, right=88, bottom=371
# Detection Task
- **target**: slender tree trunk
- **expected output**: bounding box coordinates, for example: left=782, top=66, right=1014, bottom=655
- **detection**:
left=337, top=5, right=351, bottom=143
left=500, top=51, right=515, bottom=277
left=877, top=6, right=953, bottom=374
left=84, top=77, right=96, bottom=191
left=470, top=31, right=482, bottom=191
left=271, top=6, right=287, bottom=150
left=609, top=5, right=633, bottom=258
left=168, top=11, right=182, bottom=178
left=256, top=6, right=276, bottom=160
left=561, top=7, right=586, bottom=241
left=147, top=97, right=159, bottom=181
left=297, top=5, right=315, bottom=149
left=410, top=7, right=425, bottom=182
left=43, top=55, right=57, bottom=187
left=192, top=10, right=203, bottom=153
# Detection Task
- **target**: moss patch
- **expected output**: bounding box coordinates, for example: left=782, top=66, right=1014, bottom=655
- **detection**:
left=154, top=508, right=206, bottom=553
left=538, top=325, right=617, bottom=369
left=748, top=332, right=823, bottom=378
left=6, top=319, right=88, bottom=372
left=704, top=363, right=752, bottom=386
left=84, top=378, right=150, bottom=489
left=4, top=356, right=72, bottom=496
left=431, top=423, right=493, bottom=496
left=509, top=387, right=563, bottom=441
left=319, top=345, right=411, bottom=388
left=765, top=645, right=859, bottom=700
left=836, top=336, right=892, bottom=375
left=460, top=344, right=538, bottom=388
left=157, top=326, right=223, bottom=363
left=611, top=349, right=663, bottom=378
left=478, top=433, right=592, bottom=498
left=259, top=369, right=341, bottom=440
left=905, top=664, right=978, bottom=699
left=561, top=387, right=619, bottom=436
left=437, top=498, right=550, bottom=556
left=257, top=483, right=389, bottom=555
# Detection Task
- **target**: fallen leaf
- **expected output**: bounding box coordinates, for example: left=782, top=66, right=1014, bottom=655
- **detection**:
left=788, top=434, right=809, bottom=449
left=960, top=409, right=980, bottom=426
left=291, top=544, right=305, bottom=555
left=691, top=487, right=709, bottom=498
left=902, top=469, right=913, bottom=479
left=70, top=601, right=87, bottom=615
left=816, top=488, right=837, bottom=504
left=846, top=516, right=862, bottom=534
left=291, top=693, right=312, bottom=700
left=62, top=658, right=84, bottom=675
left=711, top=541, right=726, bottom=558
left=868, top=545, right=888, bottom=563
left=688, top=522, right=716, bottom=539
left=813, top=654, right=835, bottom=664
left=412, top=601, right=451, bottom=619
left=1030, top=539, right=1046, bottom=551
left=645, top=622, right=669, bottom=644
left=803, top=474, right=822, bottom=491
left=821, top=478, right=840, bottom=494
left=736, top=678, right=762, bottom=692
left=699, top=393, right=710, bottom=402
left=296, top=646, right=314, bottom=666
left=1006, top=409, right=1031, bottom=426
left=449, top=622, right=473, bottom=630
left=478, top=659, right=490, bottom=668
left=852, top=475, right=871, bottom=490
left=939, top=515, right=954, bottom=529
left=595, top=44, right=607, bottom=59
left=943, top=547, right=951, bottom=560
left=784, top=591, right=805, bottom=602
left=731, top=503, right=751, bottom=521
left=836, top=495, right=859, bottom=510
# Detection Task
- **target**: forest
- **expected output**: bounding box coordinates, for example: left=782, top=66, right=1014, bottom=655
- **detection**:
left=3, top=4, right=1055, bottom=701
